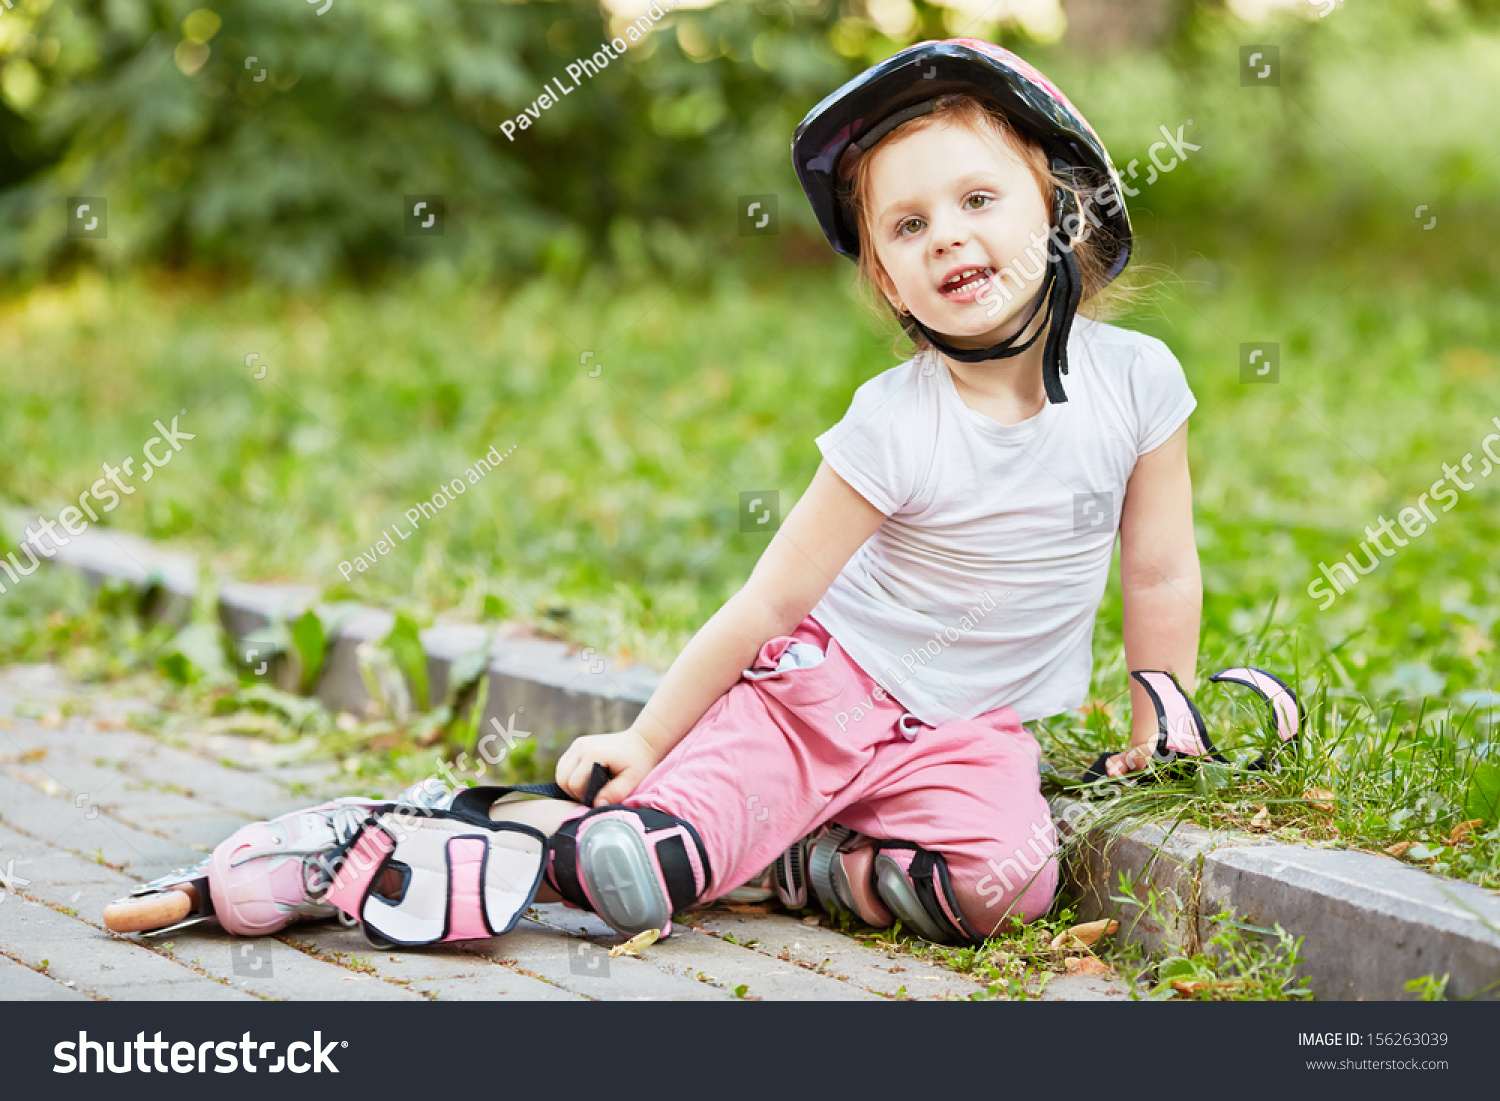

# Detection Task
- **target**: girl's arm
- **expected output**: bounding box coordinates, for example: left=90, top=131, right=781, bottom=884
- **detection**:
left=1111, top=420, right=1202, bottom=777
left=556, top=460, right=887, bottom=803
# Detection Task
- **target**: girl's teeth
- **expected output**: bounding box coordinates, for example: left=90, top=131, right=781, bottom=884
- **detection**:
left=946, top=269, right=989, bottom=292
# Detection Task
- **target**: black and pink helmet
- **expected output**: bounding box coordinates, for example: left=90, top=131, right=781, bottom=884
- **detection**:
left=792, top=37, right=1131, bottom=274
left=791, top=39, right=1133, bottom=401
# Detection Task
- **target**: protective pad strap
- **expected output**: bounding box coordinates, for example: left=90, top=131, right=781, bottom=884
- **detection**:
left=454, top=761, right=612, bottom=817
left=1085, top=668, right=1302, bottom=783
left=1208, top=666, right=1303, bottom=770
left=325, top=806, right=548, bottom=947
left=872, top=842, right=981, bottom=946
left=1132, top=669, right=1222, bottom=763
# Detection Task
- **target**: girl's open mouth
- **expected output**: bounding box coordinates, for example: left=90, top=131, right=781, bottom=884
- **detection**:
left=938, top=266, right=995, bottom=303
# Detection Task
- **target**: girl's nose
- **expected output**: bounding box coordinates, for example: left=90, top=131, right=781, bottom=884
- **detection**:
left=931, top=222, right=968, bottom=254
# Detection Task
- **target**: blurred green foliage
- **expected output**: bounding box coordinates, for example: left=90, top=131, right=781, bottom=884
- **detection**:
left=2, top=1, right=1500, bottom=285
left=0, top=0, right=871, bottom=285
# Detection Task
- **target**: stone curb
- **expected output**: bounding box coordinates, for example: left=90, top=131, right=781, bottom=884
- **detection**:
left=1061, top=802, right=1500, bottom=1001
left=9, top=516, right=1500, bottom=1000
left=7, top=516, right=651, bottom=754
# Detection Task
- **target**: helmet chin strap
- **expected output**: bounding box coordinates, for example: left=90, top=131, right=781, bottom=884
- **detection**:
left=906, top=184, right=1084, bottom=404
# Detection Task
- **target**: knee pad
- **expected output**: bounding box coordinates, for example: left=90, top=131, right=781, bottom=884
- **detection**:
left=548, top=805, right=711, bottom=938
left=870, top=843, right=982, bottom=947
left=778, top=830, right=981, bottom=946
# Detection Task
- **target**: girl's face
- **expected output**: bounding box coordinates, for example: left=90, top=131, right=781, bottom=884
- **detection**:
left=863, top=119, right=1053, bottom=348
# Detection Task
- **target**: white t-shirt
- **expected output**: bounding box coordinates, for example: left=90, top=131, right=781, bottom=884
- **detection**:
left=810, top=316, right=1196, bottom=726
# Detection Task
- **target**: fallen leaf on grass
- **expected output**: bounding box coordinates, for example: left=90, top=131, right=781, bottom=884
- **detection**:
left=608, top=928, right=660, bottom=958
left=1445, top=819, right=1484, bottom=846
left=1064, top=956, right=1113, bottom=976
left=1170, top=978, right=1249, bottom=997
left=1249, top=805, right=1271, bottom=832
left=1304, top=788, right=1337, bottom=814
left=1384, top=841, right=1413, bottom=858
left=1049, top=918, right=1118, bottom=951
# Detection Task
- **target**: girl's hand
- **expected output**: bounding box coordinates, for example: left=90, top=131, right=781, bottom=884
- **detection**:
left=1105, top=741, right=1156, bottom=778
left=555, top=728, right=660, bottom=806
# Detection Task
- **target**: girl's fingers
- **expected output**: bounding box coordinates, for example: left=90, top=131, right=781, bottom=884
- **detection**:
left=595, top=771, right=636, bottom=807
left=567, top=759, right=594, bottom=801
left=555, top=742, right=579, bottom=787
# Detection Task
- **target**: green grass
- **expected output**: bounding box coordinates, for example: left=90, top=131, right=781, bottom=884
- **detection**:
left=1, top=247, right=1498, bottom=889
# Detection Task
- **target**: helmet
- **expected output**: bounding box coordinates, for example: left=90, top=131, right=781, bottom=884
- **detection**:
left=791, top=39, right=1132, bottom=402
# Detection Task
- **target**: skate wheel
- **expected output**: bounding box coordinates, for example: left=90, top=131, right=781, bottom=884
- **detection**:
left=103, top=887, right=196, bottom=934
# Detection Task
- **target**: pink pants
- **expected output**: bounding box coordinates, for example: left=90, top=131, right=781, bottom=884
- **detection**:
left=581, top=615, right=1058, bottom=936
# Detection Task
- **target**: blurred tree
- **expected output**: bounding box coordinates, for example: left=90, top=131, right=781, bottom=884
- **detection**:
left=0, top=0, right=863, bottom=285
left=1060, top=0, right=1179, bottom=53
left=0, top=0, right=1496, bottom=286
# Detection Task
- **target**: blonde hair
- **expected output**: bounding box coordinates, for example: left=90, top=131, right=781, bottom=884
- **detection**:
left=841, top=94, right=1143, bottom=352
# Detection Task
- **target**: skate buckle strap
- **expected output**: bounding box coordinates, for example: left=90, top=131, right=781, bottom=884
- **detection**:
left=807, top=825, right=856, bottom=915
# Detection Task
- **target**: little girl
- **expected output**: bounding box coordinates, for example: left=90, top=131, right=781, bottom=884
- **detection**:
left=486, top=38, right=1202, bottom=946
left=108, top=39, right=1202, bottom=949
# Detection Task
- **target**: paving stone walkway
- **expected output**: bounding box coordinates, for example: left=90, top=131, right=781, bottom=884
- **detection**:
left=0, top=664, right=1126, bottom=1002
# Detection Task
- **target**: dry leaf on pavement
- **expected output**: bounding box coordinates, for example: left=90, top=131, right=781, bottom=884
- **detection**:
left=609, top=928, right=661, bottom=957
left=1064, top=956, right=1113, bottom=976
left=1049, top=918, right=1118, bottom=951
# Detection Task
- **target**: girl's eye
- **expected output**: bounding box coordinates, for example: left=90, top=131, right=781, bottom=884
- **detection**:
left=963, top=193, right=992, bottom=211
left=896, top=217, right=924, bottom=238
